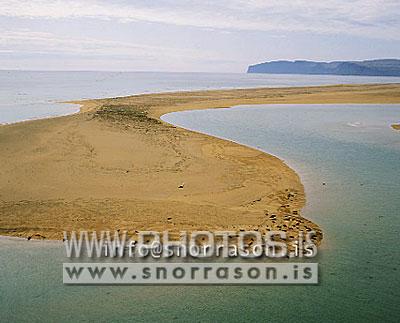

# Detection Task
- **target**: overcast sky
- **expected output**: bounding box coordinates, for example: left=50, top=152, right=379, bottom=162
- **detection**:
left=1, top=0, right=399, bottom=72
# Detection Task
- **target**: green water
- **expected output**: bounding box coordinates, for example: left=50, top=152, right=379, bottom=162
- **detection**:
left=1, top=104, right=400, bottom=322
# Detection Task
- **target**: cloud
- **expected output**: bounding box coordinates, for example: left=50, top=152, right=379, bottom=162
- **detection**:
left=0, top=28, right=240, bottom=72
left=0, top=0, right=399, bottom=39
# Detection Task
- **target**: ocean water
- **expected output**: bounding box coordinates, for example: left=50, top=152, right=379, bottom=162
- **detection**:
left=1, top=72, right=400, bottom=322
left=162, top=104, right=400, bottom=322
left=1, top=70, right=400, bottom=124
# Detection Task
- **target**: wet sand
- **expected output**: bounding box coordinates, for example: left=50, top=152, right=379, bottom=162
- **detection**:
left=1, top=83, right=400, bottom=241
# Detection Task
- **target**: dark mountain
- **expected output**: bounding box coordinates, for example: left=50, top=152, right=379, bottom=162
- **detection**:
left=247, top=59, right=400, bottom=76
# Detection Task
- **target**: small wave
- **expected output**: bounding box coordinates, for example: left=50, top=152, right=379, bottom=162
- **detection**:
left=347, top=121, right=362, bottom=127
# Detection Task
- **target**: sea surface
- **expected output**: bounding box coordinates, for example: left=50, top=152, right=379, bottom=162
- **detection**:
left=162, top=104, right=400, bottom=322
left=1, top=70, right=400, bottom=124
left=1, top=71, right=400, bottom=322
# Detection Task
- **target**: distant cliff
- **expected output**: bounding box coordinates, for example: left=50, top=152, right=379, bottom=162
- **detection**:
left=247, top=59, right=400, bottom=76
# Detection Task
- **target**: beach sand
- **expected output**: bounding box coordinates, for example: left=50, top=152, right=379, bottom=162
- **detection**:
left=1, top=83, right=400, bottom=242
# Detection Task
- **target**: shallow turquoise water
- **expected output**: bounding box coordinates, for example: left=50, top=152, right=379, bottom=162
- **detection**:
left=1, top=104, right=400, bottom=322
left=162, top=104, right=400, bottom=321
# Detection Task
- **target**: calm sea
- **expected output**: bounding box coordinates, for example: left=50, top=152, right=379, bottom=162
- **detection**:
left=162, top=104, right=400, bottom=322
left=1, top=71, right=400, bottom=322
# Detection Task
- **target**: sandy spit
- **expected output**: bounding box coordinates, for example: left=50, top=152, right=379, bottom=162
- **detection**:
left=1, top=83, right=400, bottom=242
